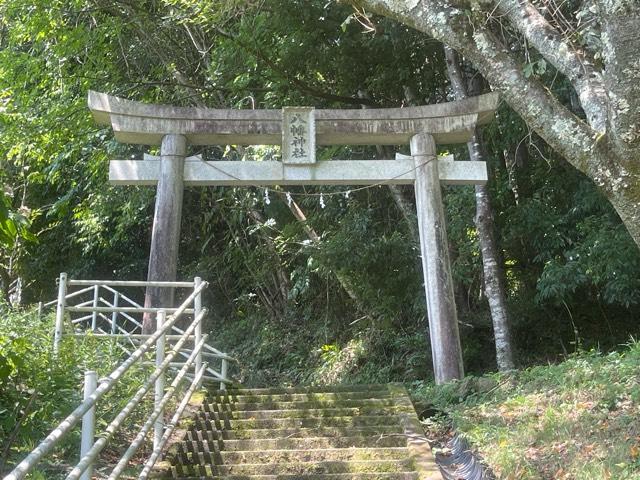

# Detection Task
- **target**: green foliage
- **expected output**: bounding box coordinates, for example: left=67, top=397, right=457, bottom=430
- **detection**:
left=0, top=0, right=637, bottom=388
left=0, top=308, right=81, bottom=455
left=0, top=304, right=148, bottom=474
left=412, top=342, right=640, bottom=479
left=1, top=2, right=639, bottom=479
left=0, top=193, right=34, bottom=249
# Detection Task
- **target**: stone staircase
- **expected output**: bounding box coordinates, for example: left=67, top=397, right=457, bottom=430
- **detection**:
left=154, top=384, right=442, bottom=480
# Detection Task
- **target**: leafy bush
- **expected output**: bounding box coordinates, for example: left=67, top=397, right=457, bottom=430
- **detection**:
left=0, top=303, right=147, bottom=476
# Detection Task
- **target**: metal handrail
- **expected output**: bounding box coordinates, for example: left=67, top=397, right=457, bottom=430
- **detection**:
left=65, top=315, right=207, bottom=480
left=138, top=366, right=206, bottom=480
left=42, top=286, right=93, bottom=308
left=107, top=356, right=206, bottom=479
left=66, top=306, right=195, bottom=314
left=101, top=285, right=144, bottom=308
left=43, top=273, right=237, bottom=380
left=3, top=278, right=217, bottom=480
left=68, top=279, right=195, bottom=287
left=40, top=276, right=237, bottom=364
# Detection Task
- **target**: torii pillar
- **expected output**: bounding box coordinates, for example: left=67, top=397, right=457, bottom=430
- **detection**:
left=88, top=91, right=499, bottom=383
left=411, top=133, right=463, bottom=381
left=142, top=134, right=186, bottom=330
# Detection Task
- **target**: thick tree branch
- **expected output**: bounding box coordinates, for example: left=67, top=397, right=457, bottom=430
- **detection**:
left=598, top=2, right=640, bottom=153
left=282, top=194, right=368, bottom=311
left=494, top=0, right=608, bottom=133
left=350, top=0, right=600, bottom=176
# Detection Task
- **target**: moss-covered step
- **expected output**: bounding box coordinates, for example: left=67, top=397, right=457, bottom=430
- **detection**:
left=193, top=435, right=409, bottom=451
left=192, top=447, right=409, bottom=465
left=174, top=438, right=406, bottom=456
left=187, top=425, right=405, bottom=440
left=197, top=413, right=401, bottom=430
left=208, top=398, right=401, bottom=412
left=173, top=458, right=416, bottom=476
left=208, top=384, right=395, bottom=396
left=205, top=405, right=414, bottom=420
left=168, top=472, right=420, bottom=480
left=156, top=384, right=441, bottom=480
left=210, top=390, right=394, bottom=404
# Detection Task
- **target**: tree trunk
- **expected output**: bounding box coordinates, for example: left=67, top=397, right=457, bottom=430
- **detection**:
left=445, top=47, right=515, bottom=371
left=350, top=0, right=640, bottom=249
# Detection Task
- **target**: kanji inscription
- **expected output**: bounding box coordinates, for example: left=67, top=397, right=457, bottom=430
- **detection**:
left=282, top=107, right=315, bottom=164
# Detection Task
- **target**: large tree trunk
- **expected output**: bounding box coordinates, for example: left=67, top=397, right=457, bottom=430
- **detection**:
left=349, top=0, right=640, bottom=249
left=445, top=47, right=515, bottom=371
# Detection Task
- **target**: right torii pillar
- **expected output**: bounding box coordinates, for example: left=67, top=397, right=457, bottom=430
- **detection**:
left=412, top=133, right=464, bottom=383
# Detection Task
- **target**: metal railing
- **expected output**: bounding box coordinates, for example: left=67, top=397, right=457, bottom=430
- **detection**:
left=41, top=273, right=233, bottom=384
left=5, top=274, right=234, bottom=480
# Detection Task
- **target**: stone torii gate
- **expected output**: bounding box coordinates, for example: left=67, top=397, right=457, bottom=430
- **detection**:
left=88, top=91, right=499, bottom=384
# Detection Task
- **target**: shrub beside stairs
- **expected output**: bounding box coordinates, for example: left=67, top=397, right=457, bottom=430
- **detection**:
left=152, top=383, right=442, bottom=479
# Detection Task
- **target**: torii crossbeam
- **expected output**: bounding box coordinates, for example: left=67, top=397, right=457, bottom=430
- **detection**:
left=89, top=91, right=500, bottom=384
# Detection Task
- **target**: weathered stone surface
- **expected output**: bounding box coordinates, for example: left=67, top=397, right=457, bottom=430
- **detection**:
left=222, top=405, right=414, bottom=419
left=412, top=134, right=464, bottom=384
left=89, top=90, right=498, bottom=146
left=210, top=397, right=401, bottom=412
left=209, top=390, right=394, bottom=404
left=142, top=134, right=186, bottom=332
left=282, top=107, right=316, bottom=164
left=109, top=156, right=487, bottom=186
left=220, top=436, right=409, bottom=451
left=157, top=384, right=440, bottom=480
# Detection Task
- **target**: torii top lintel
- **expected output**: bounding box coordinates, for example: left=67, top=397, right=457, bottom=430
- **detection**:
left=88, top=91, right=499, bottom=146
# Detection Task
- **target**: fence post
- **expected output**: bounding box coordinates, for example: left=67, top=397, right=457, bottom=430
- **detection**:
left=90, top=284, right=99, bottom=331
left=80, top=371, right=97, bottom=480
left=37, top=301, right=43, bottom=320
left=111, top=291, right=119, bottom=334
left=154, top=310, right=166, bottom=450
left=53, top=272, right=67, bottom=355
left=194, top=277, right=203, bottom=387
left=220, top=358, right=229, bottom=391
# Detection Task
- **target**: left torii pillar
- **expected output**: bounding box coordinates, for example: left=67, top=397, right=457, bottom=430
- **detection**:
left=142, top=134, right=186, bottom=333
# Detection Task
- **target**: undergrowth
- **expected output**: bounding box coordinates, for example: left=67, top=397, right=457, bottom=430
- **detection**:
left=412, top=341, right=640, bottom=480
left=216, top=310, right=433, bottom=387
left=0, top=304, right=153, bottom=478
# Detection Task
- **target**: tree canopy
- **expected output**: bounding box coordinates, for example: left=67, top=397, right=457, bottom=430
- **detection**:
left=0, top=0, right=639, bottom=380
left=351, top=0, right=640, bottom=247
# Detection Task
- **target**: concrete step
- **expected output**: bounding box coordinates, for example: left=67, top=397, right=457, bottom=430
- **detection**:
left=209, top=384, right=393, bottom=396
left=210, top=390, right=394, bottom=404
left=207, top=398, right=402, bottom=412
left=170, top=473, right=420, bottom=480
left=204, top=405, right=413, bottom=420
left=171, top=459, right=415, bottom=476
left=196, top=413, right=402, bottom=430
left=182, top=434, right=408, bottom=451
left=187, top=425, right=405, bottom=440
left=174, top=447, right=409, bottom=465
left=155, top=384, right=440, bottom=480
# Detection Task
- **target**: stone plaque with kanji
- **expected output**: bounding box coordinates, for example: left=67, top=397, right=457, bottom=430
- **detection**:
left=282, top=107, right=315, bottom=164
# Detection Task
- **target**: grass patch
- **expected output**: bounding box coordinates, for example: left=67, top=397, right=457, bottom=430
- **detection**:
left=412, top=341, right=640, bottom=479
